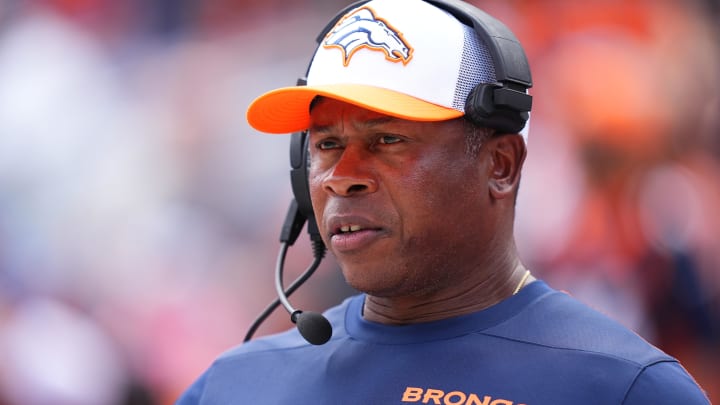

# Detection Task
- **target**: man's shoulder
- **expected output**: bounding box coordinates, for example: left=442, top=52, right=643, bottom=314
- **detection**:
left=486, top=282, right=671, bottom=367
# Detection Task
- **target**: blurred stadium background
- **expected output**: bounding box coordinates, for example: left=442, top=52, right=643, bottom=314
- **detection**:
left=0, top=0, right=718, bottom=403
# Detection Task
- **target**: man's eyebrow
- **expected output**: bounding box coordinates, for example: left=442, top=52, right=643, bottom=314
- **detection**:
left=361, top=116, right=398, bottom=128
left=308, top=123, right=335, bottom=134
left=309, top=116, right=398, bottom=134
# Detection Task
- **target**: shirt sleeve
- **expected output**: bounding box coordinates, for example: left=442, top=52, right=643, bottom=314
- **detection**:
left=623, top=360, right=710, bottom=404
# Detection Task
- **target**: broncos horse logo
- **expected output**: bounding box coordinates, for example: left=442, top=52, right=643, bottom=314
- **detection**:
left=323, top=7, right=413, bottom=66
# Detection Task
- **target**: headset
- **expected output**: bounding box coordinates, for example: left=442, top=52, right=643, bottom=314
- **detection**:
left=244, top=0, right=533, bottom=346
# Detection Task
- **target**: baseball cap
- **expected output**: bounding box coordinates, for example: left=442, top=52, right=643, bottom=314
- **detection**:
left=246, top=0, right=499, bottom=134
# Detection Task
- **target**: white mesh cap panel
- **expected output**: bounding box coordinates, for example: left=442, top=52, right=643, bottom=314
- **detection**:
left=452, top=25, right=496, bottom=112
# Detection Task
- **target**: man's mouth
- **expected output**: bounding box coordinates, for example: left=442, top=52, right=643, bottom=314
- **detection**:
left=330, top=223, right=385, bottom=252
left=338, top=224, right=363, bottom=234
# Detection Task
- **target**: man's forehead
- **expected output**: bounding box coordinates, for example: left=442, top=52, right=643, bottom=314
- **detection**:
left=309, top=98, right=402, bottom=133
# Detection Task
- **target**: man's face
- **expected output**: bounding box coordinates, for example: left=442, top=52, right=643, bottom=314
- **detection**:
left=308, top=98, right=495, bottom=298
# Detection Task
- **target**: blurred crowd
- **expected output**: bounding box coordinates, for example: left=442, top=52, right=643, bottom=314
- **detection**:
left=0, top=0, right=718, bottom=403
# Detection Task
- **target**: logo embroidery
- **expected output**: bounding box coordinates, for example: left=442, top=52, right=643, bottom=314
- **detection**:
left=401, top=386, right=528, bottom=405
left=323, top=6, right=413, bottom=66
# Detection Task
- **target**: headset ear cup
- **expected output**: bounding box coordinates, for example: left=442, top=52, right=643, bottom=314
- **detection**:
left=470, top=109, right=527, bottom=134
left=289, top=131, right=323, bottom=241
left=465, top=83, right=527, bottom=134
left=289, top=131, right=315, bottom=220
left=465, top=82, right=498, bottom=118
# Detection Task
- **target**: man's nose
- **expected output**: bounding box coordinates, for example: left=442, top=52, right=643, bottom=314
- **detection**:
left=322, top=147, right=378, bottom=197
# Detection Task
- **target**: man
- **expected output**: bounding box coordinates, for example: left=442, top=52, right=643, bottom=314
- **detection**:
left=177, top=0, right=710, bottom=403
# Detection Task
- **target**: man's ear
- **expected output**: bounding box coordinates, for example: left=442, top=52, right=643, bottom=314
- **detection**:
left=487, top=134, right=527, bottom=200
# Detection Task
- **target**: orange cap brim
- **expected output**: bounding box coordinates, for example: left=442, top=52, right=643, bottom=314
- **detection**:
left=246, top=84, right=463, bottom=134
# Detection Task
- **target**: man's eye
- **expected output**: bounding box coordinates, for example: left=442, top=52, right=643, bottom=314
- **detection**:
left=378, top=135, right=402, bottom=145
left=316, top=140, right=340, bottom=150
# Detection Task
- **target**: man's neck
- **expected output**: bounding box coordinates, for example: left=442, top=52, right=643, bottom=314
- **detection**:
left=362, top=262, right=533, bottom=325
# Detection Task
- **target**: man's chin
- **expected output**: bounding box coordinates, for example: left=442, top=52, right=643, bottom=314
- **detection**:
left=342, top=268, right=400, bottom=297
left=341, top=267, right=425, bottom=298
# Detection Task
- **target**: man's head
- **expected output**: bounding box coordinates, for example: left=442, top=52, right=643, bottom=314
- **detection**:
left=304, top=97, right=525, bottom=297
left=246, top=0, right=532, bottom=298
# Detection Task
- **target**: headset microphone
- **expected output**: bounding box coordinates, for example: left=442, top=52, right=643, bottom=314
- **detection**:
left=244, top=198, right=332, bottom=345
left=275, top=243, right=332, bottom=345
left=275, top=199, right=332, bottom=345
left=244, top=127, right=331, bottom=345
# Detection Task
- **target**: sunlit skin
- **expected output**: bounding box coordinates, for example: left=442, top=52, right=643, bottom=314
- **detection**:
left=307, top=98, right=533, bottom=324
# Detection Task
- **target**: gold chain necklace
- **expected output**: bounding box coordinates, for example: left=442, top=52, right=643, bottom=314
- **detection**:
left=512, top=270, right=532, bottom=295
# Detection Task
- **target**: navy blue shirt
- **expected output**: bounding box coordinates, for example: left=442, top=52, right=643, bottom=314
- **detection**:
left=177, top=281, right=709, bottom=404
